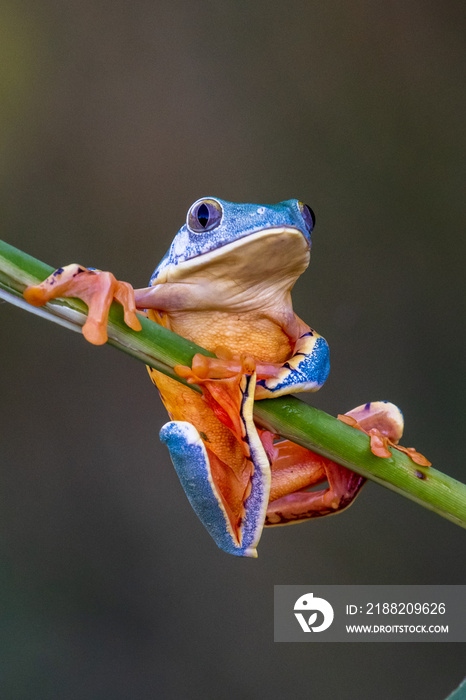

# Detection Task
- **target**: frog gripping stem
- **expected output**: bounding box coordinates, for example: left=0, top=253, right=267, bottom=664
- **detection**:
left=14, top=197, right=441, bottom=557
left=265, top=401, right=410, bottom=526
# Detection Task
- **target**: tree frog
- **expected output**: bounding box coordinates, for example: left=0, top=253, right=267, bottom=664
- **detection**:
left=23, top=197, right=428, bottom=557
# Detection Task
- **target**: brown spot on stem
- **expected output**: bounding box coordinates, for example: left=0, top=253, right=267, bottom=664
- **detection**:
left=415, top=470, right=427, bottom=480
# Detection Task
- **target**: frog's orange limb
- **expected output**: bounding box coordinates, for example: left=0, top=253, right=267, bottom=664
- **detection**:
left=266, top=439, right=327, bottom=502
left=158, top=355, right=271, bottom=555
left=265, top=439, right=366, bottom=525
left=173, top=356, right=369, bottom=530
left=174, top=354, right=276, bottom=541
left=23, top=265, right=141, bottom=345
left=264, top=400, right=418, bottom=526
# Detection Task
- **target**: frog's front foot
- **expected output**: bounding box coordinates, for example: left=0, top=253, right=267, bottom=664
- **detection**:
left=23, top=265, right=142, bottom=345
left=337, top=401, right=431, bottom=467
left=174, top=353, right=261, bottom=436
left=175, top=352, right=281, bottom=382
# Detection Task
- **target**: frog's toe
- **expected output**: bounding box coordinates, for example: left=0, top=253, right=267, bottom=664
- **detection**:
left=160, top=420, right=268, bottom=557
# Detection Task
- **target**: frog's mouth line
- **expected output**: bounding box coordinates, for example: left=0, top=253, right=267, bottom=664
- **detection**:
left=155, top=226, right=310, bottom=286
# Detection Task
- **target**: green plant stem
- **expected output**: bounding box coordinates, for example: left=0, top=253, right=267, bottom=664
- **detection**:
left=1, top=238, right=466, bottom=529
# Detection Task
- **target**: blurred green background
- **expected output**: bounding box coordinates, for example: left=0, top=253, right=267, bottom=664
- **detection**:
left=1, top=1, right=465, bottom=698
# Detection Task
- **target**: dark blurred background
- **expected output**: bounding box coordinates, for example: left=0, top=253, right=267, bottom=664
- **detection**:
left=1, top=1, right=465, bottom=698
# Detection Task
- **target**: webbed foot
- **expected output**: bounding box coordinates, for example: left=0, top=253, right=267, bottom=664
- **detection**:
left=24, top=264, right=141, bottom=345
left=265, top=400, right=420, bottom=526
left=338, top=401, right=431, bottom=467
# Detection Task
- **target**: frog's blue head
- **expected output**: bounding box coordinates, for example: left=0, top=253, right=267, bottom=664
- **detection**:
left=151, top=197, right=315, bottom=284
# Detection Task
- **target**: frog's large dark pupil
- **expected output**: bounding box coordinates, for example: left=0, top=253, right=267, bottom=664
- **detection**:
left=197, top=203, right=210, bottom=228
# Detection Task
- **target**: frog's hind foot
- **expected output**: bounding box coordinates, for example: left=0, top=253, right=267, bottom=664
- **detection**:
left=338, top=401, right=431, bottom=467
left=24, top=265, right=141, bottom=345
left=265, top=401, right=408, bottom=526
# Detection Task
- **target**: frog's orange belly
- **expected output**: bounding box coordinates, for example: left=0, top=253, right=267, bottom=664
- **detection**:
left=160, top=309, right=293, bottom=365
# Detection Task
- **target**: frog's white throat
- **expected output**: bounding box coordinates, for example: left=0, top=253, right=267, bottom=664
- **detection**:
left=152, top=227, right=310, bottom=314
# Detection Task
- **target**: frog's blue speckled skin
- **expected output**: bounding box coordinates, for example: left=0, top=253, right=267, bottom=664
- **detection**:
left=256, top=335, right=330, bottom=396
left=151, top=197, right=312, bottom=282
left=159, top=422, right=245, bottom=554
left=160, top=422, right=267, bottom=557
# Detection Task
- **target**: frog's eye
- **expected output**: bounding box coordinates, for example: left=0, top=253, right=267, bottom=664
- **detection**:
left=299, top=203, right=316, bottom=232
left=187, top=199, right=223, bottom=233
